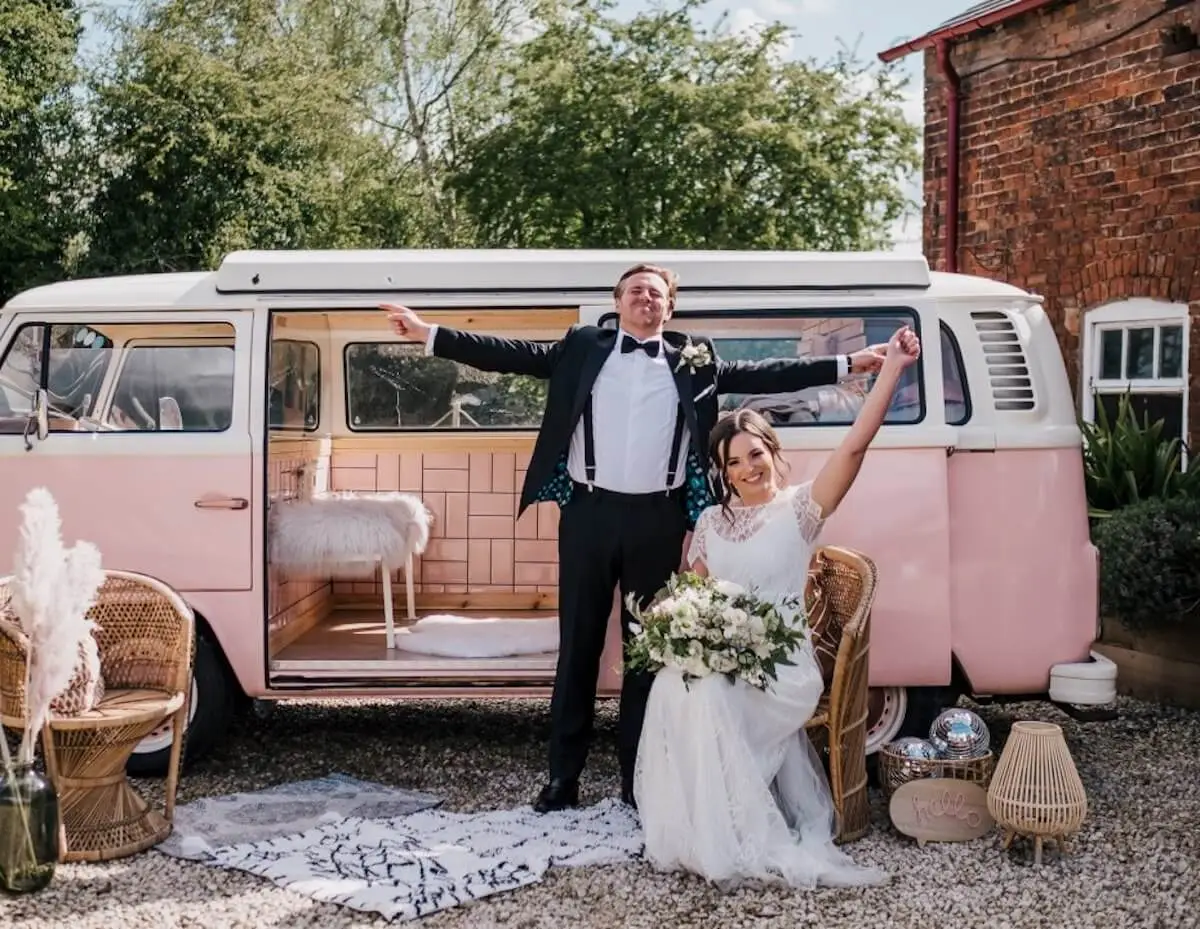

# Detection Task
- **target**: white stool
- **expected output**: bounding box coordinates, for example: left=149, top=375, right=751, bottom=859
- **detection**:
left=268, top=491, right=431, bottom=649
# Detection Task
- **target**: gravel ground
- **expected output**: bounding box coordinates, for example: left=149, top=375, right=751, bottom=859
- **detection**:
left=2, top=694, right=1198, bottom=929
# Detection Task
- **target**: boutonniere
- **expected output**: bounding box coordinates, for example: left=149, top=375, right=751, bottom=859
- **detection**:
left=676, top=340, right=713, bottom=373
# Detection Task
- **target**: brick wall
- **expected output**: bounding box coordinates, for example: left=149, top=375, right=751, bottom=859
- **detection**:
left=920, top=0, right=1200, bottom=444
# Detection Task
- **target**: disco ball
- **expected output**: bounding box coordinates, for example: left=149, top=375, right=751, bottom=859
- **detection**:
left=888, top=736, right=941, bottom=761
left=883, top=737, right=942, bottom=797
left=929, top=708, right=990, bottom=759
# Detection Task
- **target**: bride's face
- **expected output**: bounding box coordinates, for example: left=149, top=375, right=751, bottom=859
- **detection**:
left=722, top=431, right=777, bottom=502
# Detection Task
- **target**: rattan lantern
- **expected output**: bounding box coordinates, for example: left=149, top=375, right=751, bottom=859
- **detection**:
left=986, top=721, right=1088, bottom=864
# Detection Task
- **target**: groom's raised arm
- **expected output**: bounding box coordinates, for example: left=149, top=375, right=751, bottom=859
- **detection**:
left=382, top=303, right=569, bottom=379
left=427, top=324, right=571, bottom=380
left=715, top=354, right=847, bottom=395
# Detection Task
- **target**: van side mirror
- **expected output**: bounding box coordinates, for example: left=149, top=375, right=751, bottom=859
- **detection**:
left=23, top=388, right=49, bottom=450
left=35, top=389, right=48, bottom=441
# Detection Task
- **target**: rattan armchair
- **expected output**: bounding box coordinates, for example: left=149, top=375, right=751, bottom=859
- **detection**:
left=803, top=545, right=876, bottom=844
left=0, top=569, right=194, bottom=862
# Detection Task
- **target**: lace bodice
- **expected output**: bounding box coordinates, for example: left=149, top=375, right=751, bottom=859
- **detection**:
left=686, top=483, right=825, bottom=601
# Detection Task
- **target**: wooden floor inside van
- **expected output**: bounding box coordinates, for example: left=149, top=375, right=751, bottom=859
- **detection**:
left=269, top=607, right=560, bottom=686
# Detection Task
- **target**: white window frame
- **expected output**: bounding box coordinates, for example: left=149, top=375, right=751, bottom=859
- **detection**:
left=1081, top=298, right=1190, bottom=467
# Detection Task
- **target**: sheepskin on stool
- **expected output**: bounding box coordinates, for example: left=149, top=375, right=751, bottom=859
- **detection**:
left=269, top=491, right=431, bottom=649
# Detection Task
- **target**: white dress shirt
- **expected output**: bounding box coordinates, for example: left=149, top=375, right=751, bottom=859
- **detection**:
left=424, top=325, right=849, bottom=495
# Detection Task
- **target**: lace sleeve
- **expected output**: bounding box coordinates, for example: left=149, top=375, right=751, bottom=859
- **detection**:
left=792, top=482, right=826, bottom=545
left=687, top=508, right=712, bottom=566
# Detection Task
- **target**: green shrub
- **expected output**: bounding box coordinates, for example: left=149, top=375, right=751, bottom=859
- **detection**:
left=1081, top=392, right=1200, bottom=518
left=1093, top=496, right=1200, bottom=633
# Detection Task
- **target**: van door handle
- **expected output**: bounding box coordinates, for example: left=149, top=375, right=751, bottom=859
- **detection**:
left=194, top=496, right=249, bottom=510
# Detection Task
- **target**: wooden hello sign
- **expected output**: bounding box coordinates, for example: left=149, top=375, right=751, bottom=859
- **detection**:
left=889, top=779, right=995, bottom=846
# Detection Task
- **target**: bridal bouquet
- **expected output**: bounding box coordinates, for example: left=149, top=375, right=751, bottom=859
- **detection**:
left=624, top=572, right=807, bottom=690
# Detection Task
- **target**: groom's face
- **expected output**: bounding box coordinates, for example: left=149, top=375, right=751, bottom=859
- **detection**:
left=615, top=271, right=673, bottom=338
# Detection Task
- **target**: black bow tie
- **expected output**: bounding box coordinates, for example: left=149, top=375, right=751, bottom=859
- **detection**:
left=621, top=335, right=660, bottom=358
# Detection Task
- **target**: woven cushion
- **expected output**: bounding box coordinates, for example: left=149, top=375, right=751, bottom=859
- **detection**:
left=806, top=552, right=842, bottom=686
left=49, top=634, right=105, bottom=717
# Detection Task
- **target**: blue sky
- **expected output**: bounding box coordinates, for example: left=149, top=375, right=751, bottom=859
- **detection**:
left=79, top=0, right=973, bottom=251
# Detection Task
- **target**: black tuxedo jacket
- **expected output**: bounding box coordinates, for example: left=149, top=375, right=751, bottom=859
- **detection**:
left=431, top=324, right=841, bottom=519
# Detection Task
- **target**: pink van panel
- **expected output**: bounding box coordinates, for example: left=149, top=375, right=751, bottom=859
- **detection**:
left=0, top=450, right=253, bottom=590
left=947, top=447, right=1097, bottom=693
left=782, top=447, right=955, bottom=688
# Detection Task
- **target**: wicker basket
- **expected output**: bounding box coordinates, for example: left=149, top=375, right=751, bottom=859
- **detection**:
left=878, top=744, right=996, bottom=803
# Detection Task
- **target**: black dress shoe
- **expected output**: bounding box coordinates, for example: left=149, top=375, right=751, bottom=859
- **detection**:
left=533, top=778, right=579, bottom=813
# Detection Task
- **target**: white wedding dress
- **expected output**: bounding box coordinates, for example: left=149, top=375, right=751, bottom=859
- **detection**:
left=633, top=482, right=888, bottom=889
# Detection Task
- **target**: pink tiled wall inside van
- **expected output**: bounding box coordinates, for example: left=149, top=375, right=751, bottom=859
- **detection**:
left=328, top=451, right=559, bottom=597
left=267, top=451, right=333, bottom=635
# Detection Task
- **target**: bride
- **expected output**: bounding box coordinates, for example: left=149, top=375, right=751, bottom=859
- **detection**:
left=632, top=324, right=921, bottom=889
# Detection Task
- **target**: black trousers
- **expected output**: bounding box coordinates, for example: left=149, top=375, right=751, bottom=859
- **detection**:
left=548, top=484, right=688, bottom=790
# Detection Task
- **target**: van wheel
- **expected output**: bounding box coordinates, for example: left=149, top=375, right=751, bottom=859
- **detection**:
left=864, top=685, right=960, bottom=756
left=126, top=632, right=234, bottom=777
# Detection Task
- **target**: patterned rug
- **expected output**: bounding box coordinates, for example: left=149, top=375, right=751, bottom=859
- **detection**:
left=157, top=773, right=444, bottom=862
left=206, top=798, right=644, bottom=922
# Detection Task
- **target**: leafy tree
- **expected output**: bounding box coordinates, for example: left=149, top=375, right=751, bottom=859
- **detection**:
left=0, top=0, right=84, bottom=304
left=76, top=0, right=420, bottom=276
left=449, top=0, right=920, bottom=250
left=364, top=0, right=549, bottom=245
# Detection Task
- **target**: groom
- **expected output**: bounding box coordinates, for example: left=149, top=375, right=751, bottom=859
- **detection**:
left=382, top=263, right=888, bottom=812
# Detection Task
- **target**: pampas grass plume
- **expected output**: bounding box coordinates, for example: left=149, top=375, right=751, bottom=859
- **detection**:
left=8, top=488, right=104, bottom=765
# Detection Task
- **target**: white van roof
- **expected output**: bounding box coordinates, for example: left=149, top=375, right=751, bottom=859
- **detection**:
left=3, top=248, right=1037, bottom=310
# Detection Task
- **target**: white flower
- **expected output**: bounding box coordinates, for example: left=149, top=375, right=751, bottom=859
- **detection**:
left=682, top=655, right=709, bottom=678
left=713, top=579, right=745, bottom=598
left=676, top=341, right=713, bottom=373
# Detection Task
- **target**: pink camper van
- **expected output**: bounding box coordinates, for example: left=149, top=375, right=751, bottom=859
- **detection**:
left=0, top=249, right=1115, bottom=774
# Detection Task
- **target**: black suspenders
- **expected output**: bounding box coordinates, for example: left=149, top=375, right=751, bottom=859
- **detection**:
left=582, top=394, right=687, bottom=493
left=665, top=400, right=687, bottom=488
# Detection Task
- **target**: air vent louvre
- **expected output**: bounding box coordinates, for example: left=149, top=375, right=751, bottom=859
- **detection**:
left=971, top=311, right=1035, bottom=411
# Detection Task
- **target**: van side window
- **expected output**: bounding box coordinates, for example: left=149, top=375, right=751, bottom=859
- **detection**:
left=0, top=323, right=114, bottom=433
left=344, top=342, right=549, bottom=430
left=941, top=323, right=972, bottom=426
left=108, top=337, right=235, bottom=432
left=678, top=310, right=925, bottom=427
left=270, top=339, right=320, bottom=431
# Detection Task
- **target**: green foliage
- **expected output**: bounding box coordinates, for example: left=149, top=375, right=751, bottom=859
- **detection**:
left=1081, top=392, right=1200, bottom=519
left=449, top=1, right=921, bottom=250
left=1093, top=496, right=1200, bottom=633
left=76, top=0, right=421, bottom=277
left=0, top=0, right=923, bottom=300
left=0, top=0, right=84, bottom=304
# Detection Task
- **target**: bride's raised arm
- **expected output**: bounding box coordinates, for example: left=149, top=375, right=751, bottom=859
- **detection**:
left=810, top=326, right=921, bottom=518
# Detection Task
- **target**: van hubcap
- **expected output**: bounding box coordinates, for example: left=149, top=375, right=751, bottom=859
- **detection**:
left=864, top=686, right=907, bottom=755
left=132, top=678, right=198, bottom=756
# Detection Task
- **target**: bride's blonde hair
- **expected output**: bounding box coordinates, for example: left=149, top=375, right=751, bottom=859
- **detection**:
left=708, top=409, right=790, bottom=520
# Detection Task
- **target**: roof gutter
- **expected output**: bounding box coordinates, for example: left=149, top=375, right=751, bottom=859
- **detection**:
left=878, top=0, right=1058, bottom=62
left=936, top=40, right=962, bottom=274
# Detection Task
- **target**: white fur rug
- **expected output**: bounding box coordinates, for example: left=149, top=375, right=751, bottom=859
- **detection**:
left=207, top=800, right=643, bottom=922
left=398, top=615, right=559, bottom=658
left=269, top=493, right=430, bottom=577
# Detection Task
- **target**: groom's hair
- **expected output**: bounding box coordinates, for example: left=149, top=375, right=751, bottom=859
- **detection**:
left=614, top=263, right=678, bottom=307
